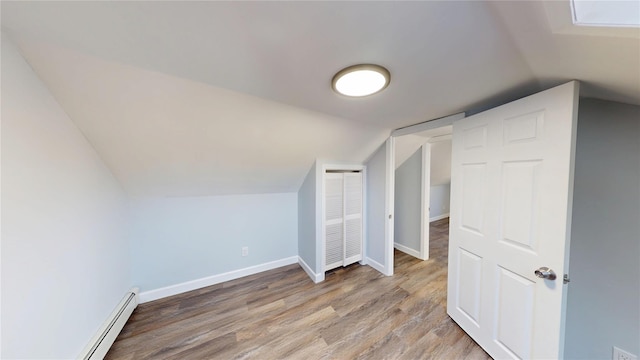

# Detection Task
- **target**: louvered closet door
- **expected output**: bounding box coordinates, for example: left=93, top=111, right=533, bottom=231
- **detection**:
left=343, top=172, right=363, bottom=265
left=325, top=173, right=344, bottom=270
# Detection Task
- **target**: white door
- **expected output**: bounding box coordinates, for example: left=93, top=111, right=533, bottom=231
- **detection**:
left=325, top=172, right=344, bottom=270
left=343, top=172, right=363, bottom=265
left=447, top=81, right=579, bottom=359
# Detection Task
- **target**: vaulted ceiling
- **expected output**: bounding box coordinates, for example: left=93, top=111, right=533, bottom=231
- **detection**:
left=2, top=1, right=638, bottom=197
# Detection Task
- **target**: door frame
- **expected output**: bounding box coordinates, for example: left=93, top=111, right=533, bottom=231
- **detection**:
left=390, top=112, right=465, bottom=265
left=419, top=142, right=431, bottom=260
left=319, top=163, right=366, bottom=274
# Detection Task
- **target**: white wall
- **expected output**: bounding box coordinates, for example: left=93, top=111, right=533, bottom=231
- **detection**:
left=297, top=162, right=317, bottom=273
left=394, top=148, right=422, bottom=252
left=1, top=34, right=132, bottom=359
left=564, top=99, right=640, bottom=359
left=394, top=134, right=426, bottom=169
left=130, top=193, right=298, bottom=292
left=429, top=139, right=451, bottom=221
left=429, top=139, right=451, bottom=186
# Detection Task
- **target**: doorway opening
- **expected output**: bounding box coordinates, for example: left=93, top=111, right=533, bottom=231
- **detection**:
left=393, top=125, right=452, bottom=265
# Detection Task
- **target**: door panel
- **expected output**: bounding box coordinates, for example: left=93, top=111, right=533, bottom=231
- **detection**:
left=456, top=248, right=482, bottom=326
left=448, top=81, right=579, bottom=359
left=501, top=160, right=541, bottom=251
left=344, top=172, right=363, bottom=265
left=495, top=266, right=535, bottom=358
left=461, top=163, right=487, bottom=234
left=325, top=173, right=344, bottom=270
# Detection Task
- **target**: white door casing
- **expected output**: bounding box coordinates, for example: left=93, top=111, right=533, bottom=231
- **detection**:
left=447, top=81, right=579, bottom=359
left=420, top=143, right=431, bottom=260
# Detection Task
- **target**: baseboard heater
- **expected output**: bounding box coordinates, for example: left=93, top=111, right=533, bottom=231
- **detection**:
left=80, top=288, right=139, bottom=360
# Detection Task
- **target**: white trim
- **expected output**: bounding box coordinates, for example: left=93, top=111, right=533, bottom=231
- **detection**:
left=139, top=256, right=298, bottom=303
left=430, top=213, right=450, bottom=222
left=391, top=112, right=465, bottom=137
left=315, top=160, right=323, bottom=277
left=298, top=256, right=324, bottom=283
left=365, top=257, right=386, bottom=275
left=427, top=134, right=452, bottom=143
left=420, top=143, right=431, bottom=261
left=361, top=167, right=368, bottom=268
left=384, top=137, right=395, bottom=276
left=394, top=243, right=424, bottom=260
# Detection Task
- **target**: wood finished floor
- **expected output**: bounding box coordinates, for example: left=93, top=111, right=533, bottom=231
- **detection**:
left=106, top=218, right=491, bottom=359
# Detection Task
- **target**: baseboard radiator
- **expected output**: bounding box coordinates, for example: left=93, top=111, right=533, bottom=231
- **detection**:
left=80, top=288, right=139, bottom=360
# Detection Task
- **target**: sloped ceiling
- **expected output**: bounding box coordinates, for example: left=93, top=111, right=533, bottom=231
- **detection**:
left=489, top=1, right=640, bottom=106
left=2, top=1, right=638, bottom=197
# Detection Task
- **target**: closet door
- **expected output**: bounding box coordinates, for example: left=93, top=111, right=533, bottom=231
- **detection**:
left=325, top=173, right=344, bottom=270
left=343, top=172, right=363, bottom=265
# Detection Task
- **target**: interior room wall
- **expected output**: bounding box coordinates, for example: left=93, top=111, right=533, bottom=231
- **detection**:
left=297, top=162, right=317, bottom=276
left=429, top=139, right=452, bottom=185
left=429, top=139, right=452, bottom=220
left=1, top=34, right=132, bottom=359
left=564, top=98, right=640, bottom=359
left=429, top=183, right=451, bottom=221
left=365, top=143, right=389, bottom=269
left=394, top=148, right=422, bottom=253
left=130, top=192, right=298, bottom=294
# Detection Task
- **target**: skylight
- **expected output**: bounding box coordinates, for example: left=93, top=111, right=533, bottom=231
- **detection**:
left=571, top=0, right=640, bottom=27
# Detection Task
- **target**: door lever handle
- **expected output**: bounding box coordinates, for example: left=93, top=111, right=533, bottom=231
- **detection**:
left=534, top=267, right=557, bottom=280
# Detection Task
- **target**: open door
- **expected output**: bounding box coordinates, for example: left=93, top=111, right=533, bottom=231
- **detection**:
left=447, top=81, right=579, bottom=359
left=365, top=137, right=395, bottom=276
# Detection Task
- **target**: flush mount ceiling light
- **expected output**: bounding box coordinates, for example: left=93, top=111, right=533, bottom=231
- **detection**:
left=332, top=64, right=390, bottom=97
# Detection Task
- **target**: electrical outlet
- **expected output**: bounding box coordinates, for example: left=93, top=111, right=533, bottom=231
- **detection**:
left=613, top=347, right=637, bottom=360
left=241, top=246, right=248, bottom=257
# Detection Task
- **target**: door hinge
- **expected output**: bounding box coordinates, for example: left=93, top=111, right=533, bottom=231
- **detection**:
left=563, top=274, right=570, bottom=284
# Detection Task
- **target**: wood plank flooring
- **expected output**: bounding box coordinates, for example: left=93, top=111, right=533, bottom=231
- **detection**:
left=106, top=218, right=491, bottom=359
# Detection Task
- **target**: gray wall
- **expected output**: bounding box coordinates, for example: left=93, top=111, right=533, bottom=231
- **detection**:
left=394, top=148, right=422, bottom=252
left=366, top=143, right=388, bottom=266
left=130, top=192, right=298, bottom=291
left=564, top=99, right=640, bottom=359
left=1, top=34, right=132, bottom=358
left=298, top=162, right=317, bottom=272
left=430, top=183, right=451, bottom=220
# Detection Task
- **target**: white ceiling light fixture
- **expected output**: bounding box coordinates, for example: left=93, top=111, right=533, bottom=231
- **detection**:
left=332, top=64, right=390, bottom=97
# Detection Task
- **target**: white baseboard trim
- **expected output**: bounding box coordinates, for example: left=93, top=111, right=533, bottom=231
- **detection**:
left=298, top=256, right=324, bottom=283
left=430, top=213, right=450, bottom=222
left=394, top=243, right=422, bottom=259
left=366, top=257, right=386, bottom=275
left=139, top=256, right=298, bottom=303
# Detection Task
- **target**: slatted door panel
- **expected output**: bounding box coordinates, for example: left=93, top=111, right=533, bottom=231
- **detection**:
left=325, top=173, right=344, bottom=270
left=343, top=172, right=363, bottom=265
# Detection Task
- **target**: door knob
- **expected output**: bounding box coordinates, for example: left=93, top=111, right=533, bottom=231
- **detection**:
left=534, top=267, right=557, bottom=280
